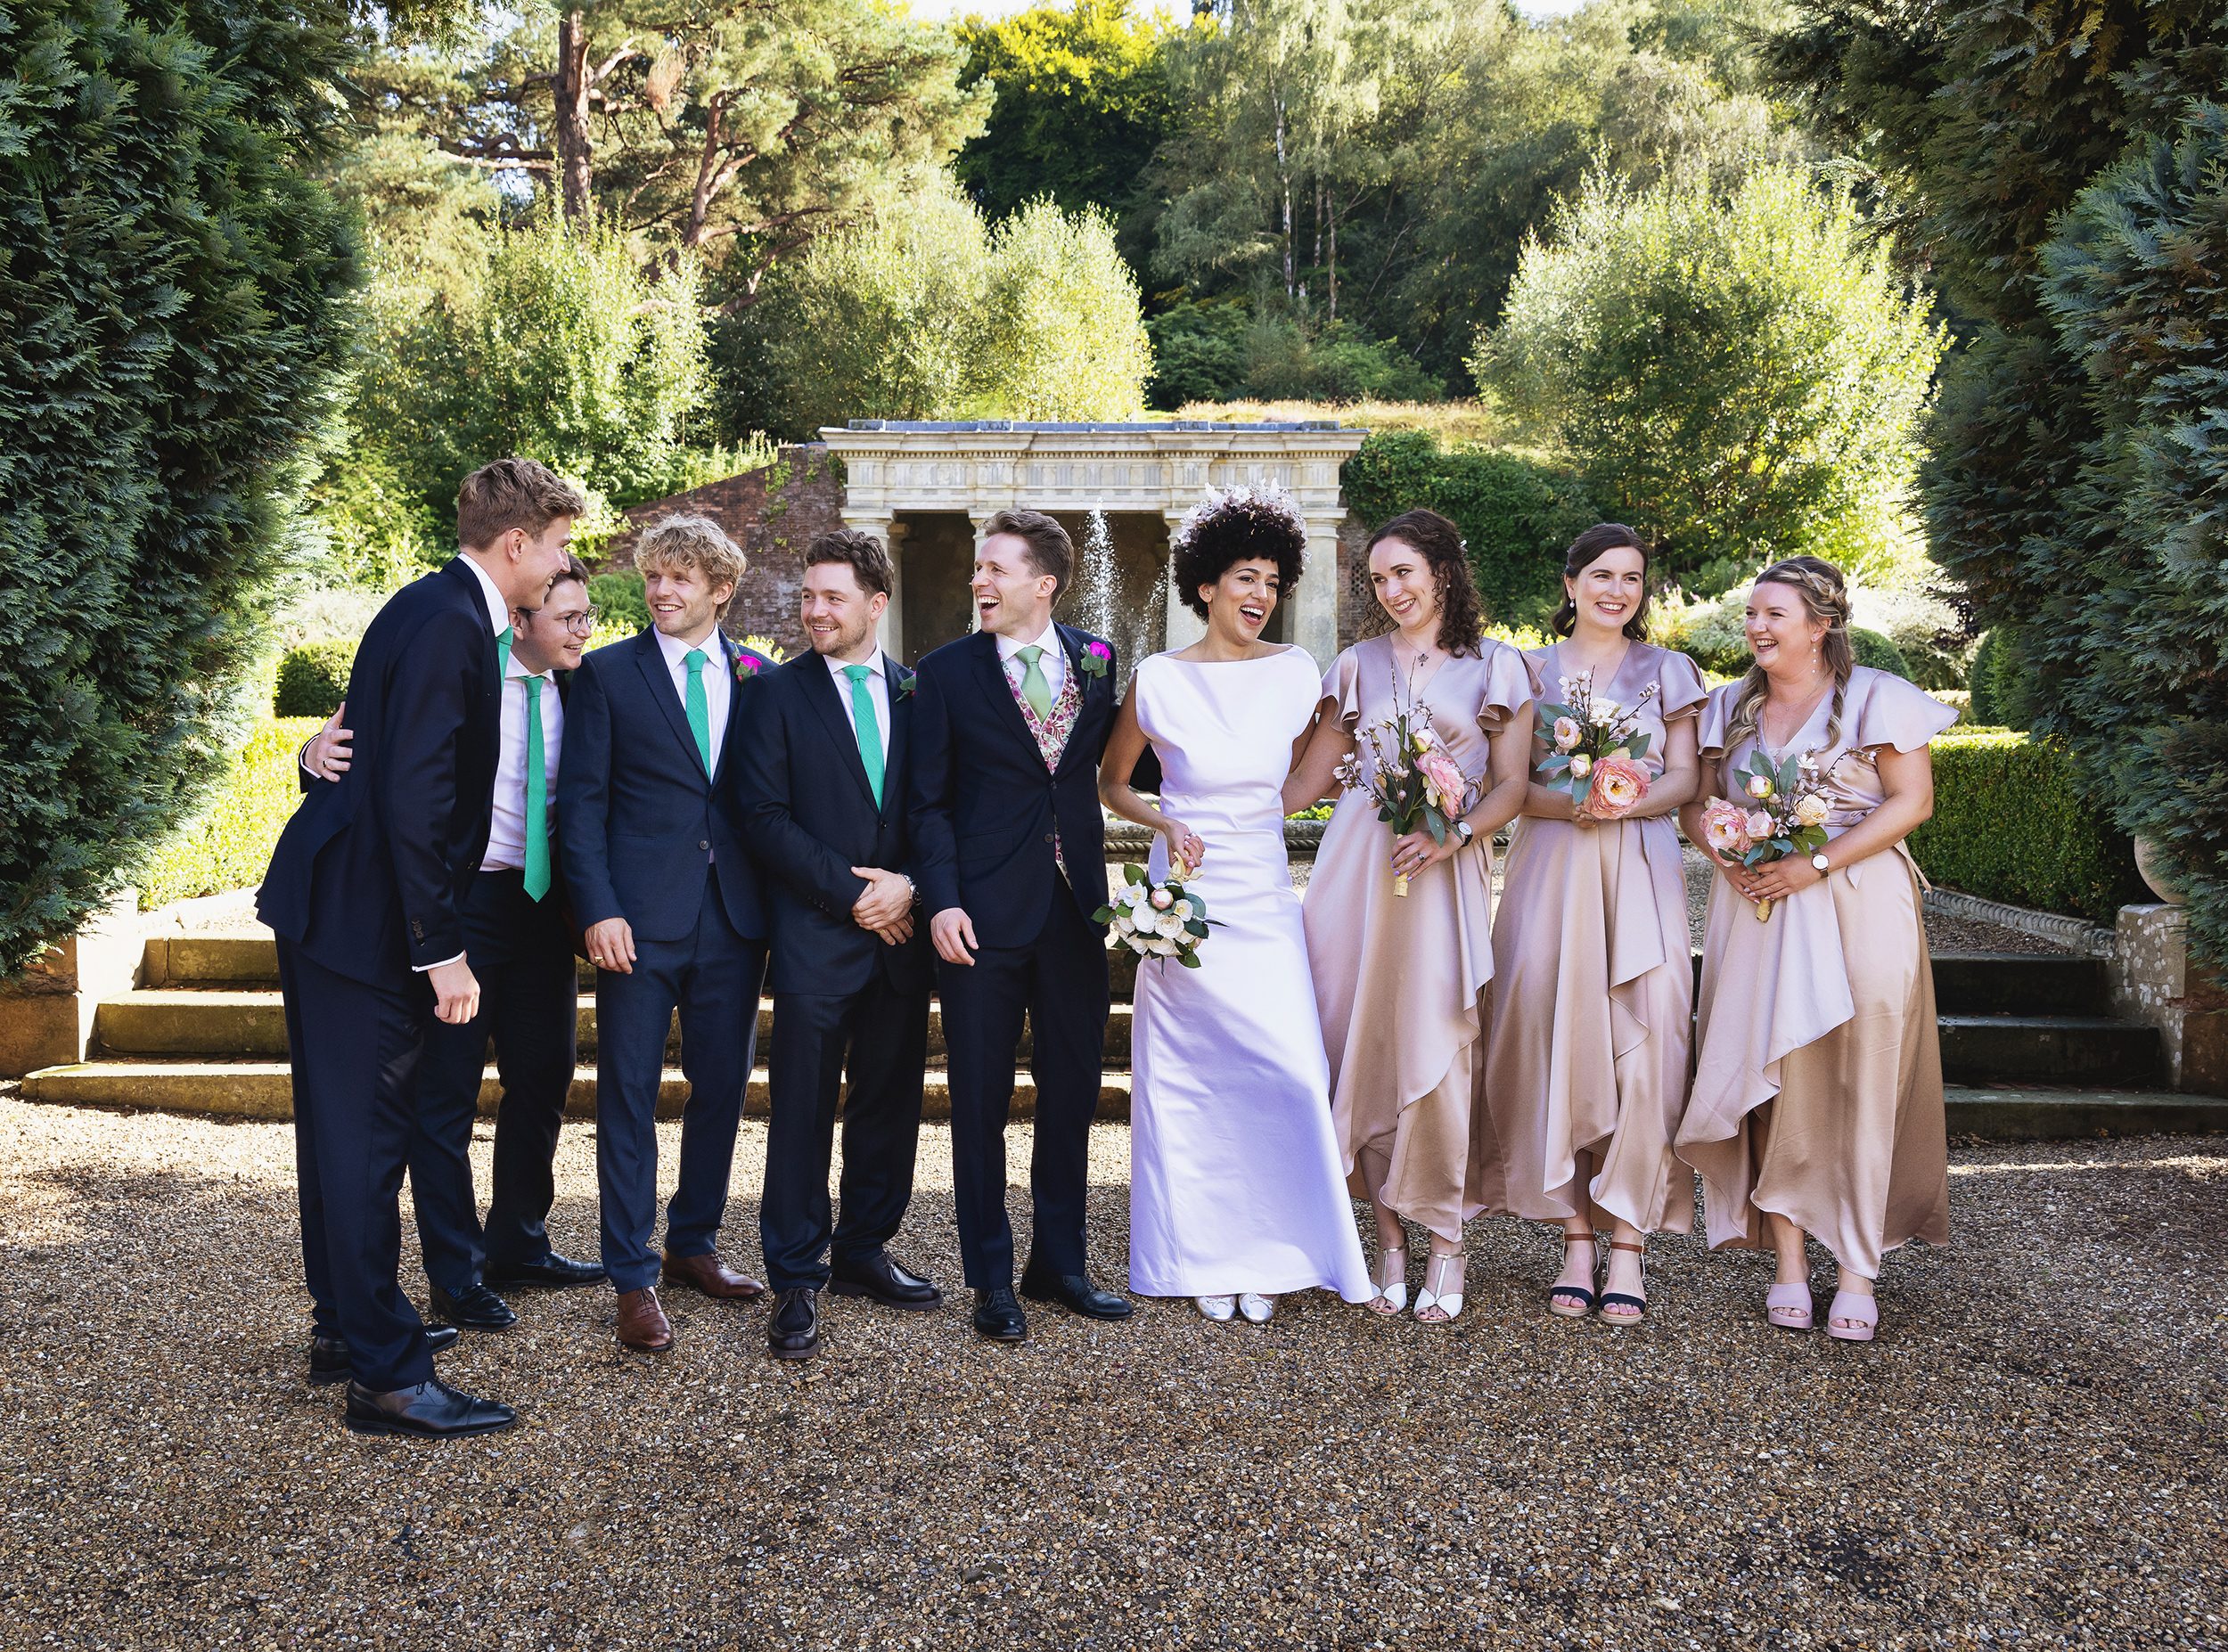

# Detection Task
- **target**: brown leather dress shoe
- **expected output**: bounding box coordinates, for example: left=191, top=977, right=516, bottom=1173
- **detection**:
left=660, top=1249, right=767, bottom=1301
left=615, top=1286, right=675, bottom=1353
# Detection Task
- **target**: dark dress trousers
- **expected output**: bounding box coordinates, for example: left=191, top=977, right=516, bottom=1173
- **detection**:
left=734, top=653, right=932, bottom=1292
left=258, top=557, right=502, bottom=1391
left=557, top=627, right=774, bottom=1294
left=905, top=625, right=1115, bottom=1289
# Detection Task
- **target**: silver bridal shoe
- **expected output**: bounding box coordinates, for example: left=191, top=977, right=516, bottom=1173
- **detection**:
left=1237, top=1292, right=1274, bottom=1323
left=1195, top=1295, right=1236, bottom=1321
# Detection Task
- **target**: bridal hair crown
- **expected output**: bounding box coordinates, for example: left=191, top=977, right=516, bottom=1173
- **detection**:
left=1170, top=484, right=1308, bottom=558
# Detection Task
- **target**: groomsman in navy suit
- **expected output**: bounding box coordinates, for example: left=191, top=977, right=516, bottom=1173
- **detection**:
left=259, top=458, right=581, bottom=1435
left=558, top=514, right=775, bottom=1355
left=907, top=508, right=1134, bottom=1342
left=735, top=529, right=940, bottom=1361
left=296, top=557, right=605, bottom=1344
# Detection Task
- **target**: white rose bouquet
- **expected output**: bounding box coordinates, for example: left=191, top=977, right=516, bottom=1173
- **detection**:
left=1093, top=862, right=1219, bottom=969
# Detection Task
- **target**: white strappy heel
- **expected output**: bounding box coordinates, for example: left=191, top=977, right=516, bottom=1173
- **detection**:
left=1368, top=1247, right=1408, bottom=1317
left=1414, top=1252, right=1466, bottom=1324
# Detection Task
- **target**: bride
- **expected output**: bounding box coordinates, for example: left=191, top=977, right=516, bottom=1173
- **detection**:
left=1099, top=490, right=1372, bottom=1321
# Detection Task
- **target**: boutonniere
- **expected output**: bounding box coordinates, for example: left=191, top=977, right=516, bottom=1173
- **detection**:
left=1079, top=641, right=1111, bottom=681
left=896, top=671, right=916, bottom=700
left=733, top=653, right=762, bottom=683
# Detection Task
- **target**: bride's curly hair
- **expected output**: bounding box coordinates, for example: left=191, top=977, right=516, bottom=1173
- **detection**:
left=1171, top=487, right=1307, bottom=619
left=1362, top=509, right=1485, bottom=656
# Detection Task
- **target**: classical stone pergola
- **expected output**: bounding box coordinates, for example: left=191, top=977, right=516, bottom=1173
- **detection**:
left=819, top=420, right=1370, bottom=667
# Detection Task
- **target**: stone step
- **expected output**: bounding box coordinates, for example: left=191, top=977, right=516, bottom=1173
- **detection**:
left=1937, top=1015, right=2164, bottom=1087
left=20, top=1060, right=1135, bottom=1122
left=90, top=991, right=1134, bottom=1063
left=1942, top=1087, right=2228, bottom=1139
left=1927, top=953, right=2110, bottom=1018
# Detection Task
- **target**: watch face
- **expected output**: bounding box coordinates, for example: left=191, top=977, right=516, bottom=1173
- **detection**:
left=1812, top=853, right=1831, bottom=871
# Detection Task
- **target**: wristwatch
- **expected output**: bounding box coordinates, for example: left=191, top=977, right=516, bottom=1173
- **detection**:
left=1810, top=851, right=1831, bottom=874
left=1454, top=821, right=1475, bottom=849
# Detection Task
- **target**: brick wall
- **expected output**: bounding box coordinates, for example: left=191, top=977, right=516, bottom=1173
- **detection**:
left=600, top=445, right=844, bottom=658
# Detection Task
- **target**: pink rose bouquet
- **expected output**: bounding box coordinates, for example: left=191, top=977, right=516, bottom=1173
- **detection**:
left=1339, top=657, right=1477, bottom=896
left=1702, top=750, right=1839, bottom=922
left=1580, top=754, right=1651, bottom=821
left=1536, top=667, right=1656, bottom=821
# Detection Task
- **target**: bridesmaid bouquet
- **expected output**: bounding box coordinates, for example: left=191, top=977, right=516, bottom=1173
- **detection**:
left=1699, top=750, right=1835, bottom=922
left=1339, top=663, right=1473, bottom=896
left=1536, top=670, right=1657, bottom=822
left=1095, top=863, right=1217, bottom=969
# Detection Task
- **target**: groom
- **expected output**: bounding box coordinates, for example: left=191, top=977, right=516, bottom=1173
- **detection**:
left=907, top=508, right=1133, bottom=1342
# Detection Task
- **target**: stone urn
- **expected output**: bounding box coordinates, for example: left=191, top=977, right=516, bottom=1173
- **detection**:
left=2133, top=835, right=2186, bottom=904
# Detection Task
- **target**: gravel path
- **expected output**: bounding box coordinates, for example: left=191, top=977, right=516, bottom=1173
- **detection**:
left=3, top=1093, right=2219, bottom=1648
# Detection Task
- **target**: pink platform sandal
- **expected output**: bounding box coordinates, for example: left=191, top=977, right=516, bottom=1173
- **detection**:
left=1765, top=1282, right=1814, bottom=1331
left=1825, top=1288, right=1879, bottom=1343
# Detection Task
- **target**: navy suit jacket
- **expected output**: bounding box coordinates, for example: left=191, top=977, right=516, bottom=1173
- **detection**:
left=734, top=652, right=930, bottom=999
left=258, top=558, right=502, bottom=985
left=906, top=624, right=1115, bottom=950
left=557, top=628, right=774, bottom=945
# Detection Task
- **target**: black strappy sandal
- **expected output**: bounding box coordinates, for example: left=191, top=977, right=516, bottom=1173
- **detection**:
left=1597, top=1239, right=1647, bottom=1326
left=1547, top=1231, right=1597, bottom=1319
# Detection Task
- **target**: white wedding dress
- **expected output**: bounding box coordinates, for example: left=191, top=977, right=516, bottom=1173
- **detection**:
left=1126, top=647, right=1372, bottom=1302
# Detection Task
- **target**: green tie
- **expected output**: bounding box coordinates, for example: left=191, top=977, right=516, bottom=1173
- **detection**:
left=843, top=663, right=885, bottom=806
left=521, top=675, right=550, bottom=901
left=684, top=648, right=712, bottom=775
left=1014, top=644, right=1053, bottom=721
left=496, top=625, right=514, bottom=679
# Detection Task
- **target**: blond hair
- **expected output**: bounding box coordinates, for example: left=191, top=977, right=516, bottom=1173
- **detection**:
left=635, top=512, right=746, bottom=598
left=1724, top=555, right=1856, bottom=756
left=455, top=458, right=587, bottom=551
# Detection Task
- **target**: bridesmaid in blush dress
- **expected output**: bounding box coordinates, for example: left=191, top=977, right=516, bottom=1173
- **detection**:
left=1285, top=510, right=1533, bottom=1324
left=1101, top=491, right=1372, bottom=1324
left=1476, top=525, right=1707, bottom=1324
left=1676, top=556, right=1956, bottom=1343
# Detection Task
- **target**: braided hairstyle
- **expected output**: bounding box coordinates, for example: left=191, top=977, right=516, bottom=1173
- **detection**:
left=1724, top=555, right=1856, bottom=757
left=1552, top=523, right=1650, bottom=641
left=1362, top=509, right=1486, bottom=656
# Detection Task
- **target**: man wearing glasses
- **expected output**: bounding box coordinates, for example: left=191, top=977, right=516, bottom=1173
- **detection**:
left=300, top=555, right=607, bottom=1352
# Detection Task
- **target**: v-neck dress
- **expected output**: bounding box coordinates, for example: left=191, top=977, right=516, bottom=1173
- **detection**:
left=1675, top=666, right=1958, bottom=1276
left=1301, top=634, right=1533, bottom=1242
left=1474, top=642, right=1708, bottom=1232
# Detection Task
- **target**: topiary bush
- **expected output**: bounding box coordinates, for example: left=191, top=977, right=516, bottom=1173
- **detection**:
left=1849, top=627, right=1912, bottom=680
left=0, top=0, right=356, bottom=976
left=1912, top=729, right=2147, bottom=923
left=273, top=641, right=357, bottom=718
left=1341, top=430, right=1603, bottom=627
left=137, top=717, right=324, bottom=909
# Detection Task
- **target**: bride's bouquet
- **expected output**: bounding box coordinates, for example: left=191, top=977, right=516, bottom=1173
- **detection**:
left=1095, top=862, right=1217, bottom=969
left=1536, top=669, right=1657, bottom=822
left=1698, top=749, right=1836, bottom=922
left=1337, top=658, right=1474, bottom=896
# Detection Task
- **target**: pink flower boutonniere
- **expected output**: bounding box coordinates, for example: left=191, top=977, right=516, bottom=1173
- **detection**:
left=1080, top=641, right=1111, bottom=681
left=733, top=654, right=762, bottom=683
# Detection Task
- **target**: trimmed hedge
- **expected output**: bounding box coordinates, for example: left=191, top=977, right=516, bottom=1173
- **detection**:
left=1340, top=430, right=1602, bottom=627
left=1911, top=729, right=2146, bottom=923
left=1849, top=627, right=1912, bottom=680
left=273, top=640, right=356, bottom=717
left=137, top=718, right=322, bottom=909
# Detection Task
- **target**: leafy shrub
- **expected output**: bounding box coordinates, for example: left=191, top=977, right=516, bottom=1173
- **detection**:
left=588, top=569, right=651, bottom=631
left=137, top=719, right=324, bottom=910
left=1967, top=628, right=2036, bottom=732
left=1241, top=316, right=1446, bottom=405
left=1146, top=300, right=1249, bottom=408
left=1649, top=588, right=1749, bottom=675
left=1848, top=627, right=1912, bottom=679
left=0, top=0, right=356, bottom=975
left=1340, top=431, right=1602, bottom=627
left=274, top=642, right=357, bottom=718
left=1912, top=730, right=2146, bottom=923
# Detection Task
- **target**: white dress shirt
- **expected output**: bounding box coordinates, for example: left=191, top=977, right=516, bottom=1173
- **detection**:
left=460, top=552, right=512, bottom=638
left=824, top=648, right=892, bottom=765
left=995, top=618, right=1067, bottom=704
left=417, top=554, right=520, bottom=970
left=653, top=626, right=732, bottom=773
left=481, top=658, right=564, bottom=871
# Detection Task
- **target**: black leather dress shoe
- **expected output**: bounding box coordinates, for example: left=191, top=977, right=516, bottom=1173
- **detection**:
left=972, top=1287, right=1028, bottom=1343
left=1019, top=1264, right=1134, bottom=1321
left=767, top=1287, right=823, bottom=1361
left=309, top=1325, right=458, bottom=1386
left=830, top=1251, right=943, bottom=1312
left=344, top=1378, right=517, bottom=1438
left=429, top=1282, right=518, bottom=1331
left=483, top=1251, right=605, bottom=1290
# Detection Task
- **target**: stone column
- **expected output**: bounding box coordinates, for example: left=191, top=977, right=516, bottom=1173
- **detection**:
left=1292, top=513, right=1344, bottom=669
left=969, top=515, right=999, bottom=633
left=843, top=511, right=902, bottom=659
left=1162, top=511, right=1204, bottom=650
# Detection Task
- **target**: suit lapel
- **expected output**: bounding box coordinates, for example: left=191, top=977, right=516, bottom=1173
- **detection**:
left=805, top=655, right=880, bottom=811
left=1052, top=625, right=1101, bottom=777
left=884, top=663, right=913, bottom=823
left=711, top=635, right=752, bottom=789
left=633, top=629, right=705, bottom=783
left=971, top=628, right=1044, bottom=765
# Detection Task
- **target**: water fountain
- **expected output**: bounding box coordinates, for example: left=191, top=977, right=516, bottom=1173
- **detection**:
left=1070, top=507, right=1167, bottom=695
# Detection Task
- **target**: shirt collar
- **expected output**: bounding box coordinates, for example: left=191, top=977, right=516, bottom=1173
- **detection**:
left=995, top=618, right=1059, bottom=663
left=826, top=648, right=884, bottom=681
left=459, top=553, right=512, bottom=639
left=654, top=626, right=725, bottom=669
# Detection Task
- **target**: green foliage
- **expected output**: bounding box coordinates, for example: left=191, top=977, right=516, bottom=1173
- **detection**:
left=274, top=642, right=358, bottom=718
left=1144, top=299, right=1250, bottom=407
left=1648, top=588, right=1750, bottom=675
left=1967, top=629, right=2034, bottom=732
left=1341, top=431, right=1603, bottom=627
left=1477, top=168, right=1947, bottom=597
left=1847, top=627, right=1910, bottom=680
left=1911, top=731, right=2147, bottom=923
left=0, top=0, right=356, bottom=976
left=138, top=720, right=324, bottom=911
left=589, top=570, right=651, bottom=631
left=1144, top=303, right=1440, bottom=407
left=737, top=179, right=1149, bottom=438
